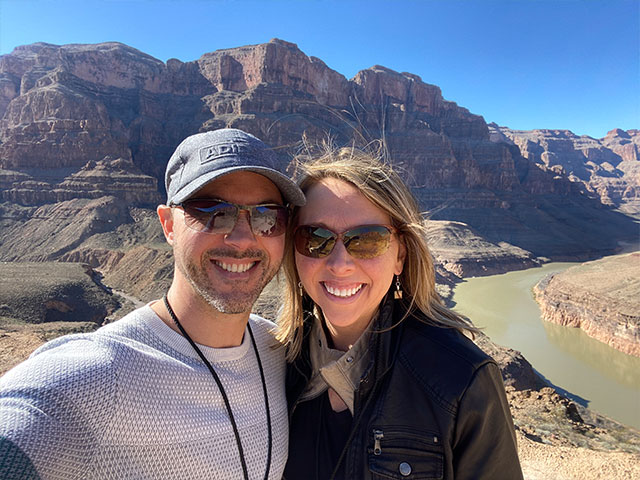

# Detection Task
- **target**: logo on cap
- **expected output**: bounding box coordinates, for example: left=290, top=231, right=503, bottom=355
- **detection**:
left=199, top=140, right=254, bottom=165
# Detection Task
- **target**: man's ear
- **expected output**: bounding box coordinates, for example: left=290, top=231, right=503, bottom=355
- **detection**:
left=157, top=205, right=176, bottom=245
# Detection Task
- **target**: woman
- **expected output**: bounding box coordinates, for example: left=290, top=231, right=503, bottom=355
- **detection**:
left=277, top=145, right=523, bottom=480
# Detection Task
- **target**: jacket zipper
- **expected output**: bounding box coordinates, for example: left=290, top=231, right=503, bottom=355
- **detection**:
left=373, top=429, right=384, bottom=455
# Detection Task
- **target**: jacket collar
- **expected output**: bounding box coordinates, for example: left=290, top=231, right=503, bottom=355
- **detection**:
left=357, top=294, right=405, bottom=397
left=300, top=312, right=374, bottom=414
left=287, top=293, right=407, bottom=409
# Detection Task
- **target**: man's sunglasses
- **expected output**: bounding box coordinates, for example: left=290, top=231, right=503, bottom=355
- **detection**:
left=176, top=199, right=289, bottom=237
left=294, top=225, right=397, bottom=259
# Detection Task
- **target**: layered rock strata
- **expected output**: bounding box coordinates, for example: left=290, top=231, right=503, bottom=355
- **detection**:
left=425, top=219, right=540, bottom=278
left=533, top=253, right=640, bottom=357
left=0, top=156, right=161, bottom=206
left=1, top=39, right=637, bottom=262
left=490, top=125, right=640, bottom=217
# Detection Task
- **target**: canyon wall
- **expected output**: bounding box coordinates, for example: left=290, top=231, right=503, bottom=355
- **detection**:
left=533, top=253, right=640, bottom=357
left=0, top=38, right=637, bottom=267
left=490, top=125, right=640, bottom=217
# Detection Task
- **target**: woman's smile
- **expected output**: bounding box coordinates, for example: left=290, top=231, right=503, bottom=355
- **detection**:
left=322, top=282, right=365, bottom=299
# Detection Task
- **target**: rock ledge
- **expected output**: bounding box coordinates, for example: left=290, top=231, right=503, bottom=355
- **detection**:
left=533, top=253, right=640, bottom=357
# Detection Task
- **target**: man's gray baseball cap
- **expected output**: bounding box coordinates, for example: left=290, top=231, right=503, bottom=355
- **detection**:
left=165, top=128, right=305, bottom=206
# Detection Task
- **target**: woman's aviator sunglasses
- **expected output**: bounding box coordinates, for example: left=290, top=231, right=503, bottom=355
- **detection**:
left=294, top=225, right=397, bottom=259
left=177, top=199, right=289, bottom=237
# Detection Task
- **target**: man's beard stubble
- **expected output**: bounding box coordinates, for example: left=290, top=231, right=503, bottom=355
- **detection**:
left=178, top=247, right=278, bottom=315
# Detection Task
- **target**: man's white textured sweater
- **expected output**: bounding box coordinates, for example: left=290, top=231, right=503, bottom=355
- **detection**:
left=0, top=305, right=288, bottom=479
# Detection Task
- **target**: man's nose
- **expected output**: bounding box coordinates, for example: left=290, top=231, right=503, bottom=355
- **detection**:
left=223, top=210, right=257, bottom=248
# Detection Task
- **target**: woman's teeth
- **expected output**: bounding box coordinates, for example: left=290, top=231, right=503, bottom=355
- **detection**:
left=216, top=261, right=255, bottom=273
left=324, top=283, right=363, bottom=298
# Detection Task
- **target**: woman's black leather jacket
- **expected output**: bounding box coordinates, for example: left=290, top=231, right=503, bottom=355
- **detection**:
left=286, top=296, right=524, bottom=480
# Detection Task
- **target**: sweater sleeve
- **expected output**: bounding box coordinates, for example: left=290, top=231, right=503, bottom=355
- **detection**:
left=0, top=338, right=117, bottom=479
left=452, top=362, right=524, bottom=480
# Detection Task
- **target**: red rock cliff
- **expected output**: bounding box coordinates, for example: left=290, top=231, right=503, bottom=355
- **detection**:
left=0, top=39, right=636, bottom=259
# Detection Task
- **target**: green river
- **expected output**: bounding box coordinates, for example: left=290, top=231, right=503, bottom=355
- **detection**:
left=452, top=261, right=640, bottom=429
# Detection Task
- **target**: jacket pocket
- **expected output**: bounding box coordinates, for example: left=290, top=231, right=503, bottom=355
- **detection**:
left=367, top=428, right=444, bottom=480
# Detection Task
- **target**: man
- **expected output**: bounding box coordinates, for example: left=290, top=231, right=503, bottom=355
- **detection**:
left=0, top=129, right=305, bottom=479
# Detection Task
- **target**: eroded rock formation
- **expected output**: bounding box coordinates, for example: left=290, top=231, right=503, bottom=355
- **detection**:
left=0, top=196, right=141, bottom=261
left=490, top=125, right=640, bottom=217
left=1, top=39, right=637, bottom=264
left=533, top=253, right=640, bottom=357
left=1, top=156, right=161, bottom=206
left=425, top=220, right=539, bottom=278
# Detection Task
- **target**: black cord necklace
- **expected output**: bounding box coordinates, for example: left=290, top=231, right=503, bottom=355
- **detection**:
left=163, top=295, right=272, bottom=480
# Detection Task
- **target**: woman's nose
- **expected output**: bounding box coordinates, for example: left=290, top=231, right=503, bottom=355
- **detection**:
left=325, top=240, right=355, bottom=274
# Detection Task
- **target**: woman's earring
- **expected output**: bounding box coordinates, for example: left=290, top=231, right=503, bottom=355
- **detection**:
left=298, top=281, right=304, bottom=297
left=394, top=275, right=403, bottom=299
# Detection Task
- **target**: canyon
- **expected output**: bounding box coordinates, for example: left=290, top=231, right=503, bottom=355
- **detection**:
left=0, top=38, right=639, bottom=479
left=1, top=39, right=637, bottom=263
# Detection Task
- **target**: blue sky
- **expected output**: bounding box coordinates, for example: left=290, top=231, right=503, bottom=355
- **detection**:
left=0, top=0, right=637, bottom=139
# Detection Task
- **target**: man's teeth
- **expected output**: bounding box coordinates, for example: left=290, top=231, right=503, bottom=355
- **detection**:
left=216, top=261, right=255, bottom=273
left=324, top=284, right=363, bottom=298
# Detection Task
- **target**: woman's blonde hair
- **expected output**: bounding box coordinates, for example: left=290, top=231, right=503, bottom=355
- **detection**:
left=277, top=142, right=479, bottom=360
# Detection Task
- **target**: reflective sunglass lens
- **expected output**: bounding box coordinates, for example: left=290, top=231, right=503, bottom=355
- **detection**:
left=294, top=225, right=393, bottom=259
left=295, top=227, right=336, bottom=258
left=344, top=226, right=392, bottom=259
left=250, top=206, right=287, bottom=237
left=182, top=201, right=236, bottom=234
left=181, top=200, right=287, bottom=237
